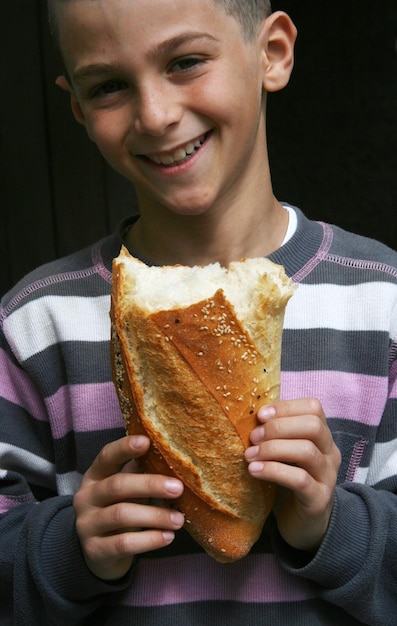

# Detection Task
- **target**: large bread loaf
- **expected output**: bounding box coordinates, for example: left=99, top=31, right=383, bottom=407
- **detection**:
left=110, top=247, right=295, bottom=562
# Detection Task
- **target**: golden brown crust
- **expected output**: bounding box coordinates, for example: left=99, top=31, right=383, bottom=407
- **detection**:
left=110, top=251, right=294, bottom=562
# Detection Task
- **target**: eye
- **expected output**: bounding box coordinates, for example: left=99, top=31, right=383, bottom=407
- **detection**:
left=169, top=56, right=205, bottom=74
left=90, top=79, right=128, bottom=98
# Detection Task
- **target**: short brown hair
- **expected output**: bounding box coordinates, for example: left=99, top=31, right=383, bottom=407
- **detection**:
left=47, top=0, right=272, bottom=45
left=215, top=0, right=272, bottom=39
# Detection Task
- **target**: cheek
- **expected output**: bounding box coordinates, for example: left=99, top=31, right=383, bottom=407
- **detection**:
left=86, top=114, right=125, bottom=154
left=197, top=67, right=263, bottom=128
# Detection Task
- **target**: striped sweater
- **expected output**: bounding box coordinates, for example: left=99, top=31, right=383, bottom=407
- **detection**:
left=0, top=207, right=396, bottom=625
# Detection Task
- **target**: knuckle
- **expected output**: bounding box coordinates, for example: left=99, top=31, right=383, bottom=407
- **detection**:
left=145, top=473, right=165, bottom=496
left=306, top=413, right=324, bottom=439
left=263, top=439, right=278, bottom=458
left=305, top=439, right=319, bottom=461
left=83, top=536, right=100, bottom=561
left=113, top=531, right=133, bottom=556
left=73, top=490, right=85, bottom=512
left=74, top=515, right=87, bottom=540
left=97, top=442, right=112, bottom=465
left=269, top=419, right=284, bottom=438
left=107, top=472, right=126, bottom=496
left=110, top=502, right=131, bottom=527
left=295, top=468, right=311, bottom=491
left=307, top=397, right=323, bottom=416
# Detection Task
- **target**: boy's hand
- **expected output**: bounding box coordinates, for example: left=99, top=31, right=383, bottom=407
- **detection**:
left=73, top=435, right=184, bottom=581
left=245, top=398, right=341, bottom=553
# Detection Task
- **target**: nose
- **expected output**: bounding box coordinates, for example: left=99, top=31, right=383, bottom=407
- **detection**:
left=133, top=80, right=182, bottom=136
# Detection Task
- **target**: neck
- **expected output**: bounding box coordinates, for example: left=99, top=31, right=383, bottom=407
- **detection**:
left=125, top=196, right=288, bottom=267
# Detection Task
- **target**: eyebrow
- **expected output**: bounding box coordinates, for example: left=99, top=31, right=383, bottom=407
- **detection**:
left=72, top=32, right=219, bottom=84
left=73, top=64, right=116, bottom=84
left=148, top=32, right=219, bottom=60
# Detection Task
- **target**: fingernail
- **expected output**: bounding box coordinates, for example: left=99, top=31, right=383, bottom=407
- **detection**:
left=245, top=445, right=259, bottom=460
left=131, top=435, right=147, bottom=449
left=163, top=531, right=175, bottom=543
left=170, top=511, right=185, bottom=526
left=250, top=426, right=265, bottom=444
left=257, top=405, right=276, bottom=421
left=249, top=461, right=265, bottom=474
left=165, top=479, right=183, bottom=495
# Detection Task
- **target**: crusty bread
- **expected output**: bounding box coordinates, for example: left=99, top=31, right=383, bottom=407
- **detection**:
left=110, top=247, right=295, bottom=562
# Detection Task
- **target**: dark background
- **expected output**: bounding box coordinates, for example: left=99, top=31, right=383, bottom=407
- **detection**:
left=1, top=0, right=396, bottom=296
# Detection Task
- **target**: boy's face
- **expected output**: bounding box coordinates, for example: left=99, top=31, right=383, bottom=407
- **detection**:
left=57, top=0, right=271, bottom=217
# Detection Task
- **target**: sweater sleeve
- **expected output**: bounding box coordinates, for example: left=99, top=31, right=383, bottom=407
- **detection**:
left=271, top=485, right=397, bottom=624
left=0, top=319, right=131, bottom=625
left=271, top=346, right=397, bottom=626
left=2, top=495, right=134, bottom=626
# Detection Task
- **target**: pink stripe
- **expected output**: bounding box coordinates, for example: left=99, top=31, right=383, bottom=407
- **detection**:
left=0, top=493, right=36, bottom=514
left=116, top=553, right=316, bottom=606
left=281, top=370, right=387, bottom=426
left=0, top=349, right=48, bottom=421
left=45, top=382, right=124, bottom=439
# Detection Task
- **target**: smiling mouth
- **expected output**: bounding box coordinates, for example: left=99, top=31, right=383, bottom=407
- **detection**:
left=142, top=132, right=209, bottom=167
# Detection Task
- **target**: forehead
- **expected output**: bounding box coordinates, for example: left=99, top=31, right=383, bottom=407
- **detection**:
left=54, top=0, right=245, bottom=74
left=54, top=0, right=224, bottom=36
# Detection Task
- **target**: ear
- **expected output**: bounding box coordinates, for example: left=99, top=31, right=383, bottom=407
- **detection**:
left=55, top=75, right=87, bottom=127
left=258, top=11, right=297, bottom=92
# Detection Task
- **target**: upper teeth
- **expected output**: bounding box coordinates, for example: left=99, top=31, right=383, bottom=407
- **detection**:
left=149, top=135, right=205, bottom=165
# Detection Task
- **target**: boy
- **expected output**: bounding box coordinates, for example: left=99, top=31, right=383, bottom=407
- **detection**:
left=0, top=0, right=396, bottom=624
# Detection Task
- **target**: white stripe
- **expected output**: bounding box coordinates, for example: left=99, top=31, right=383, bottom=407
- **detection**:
left=0, top=444, right=82, bottom=496
left=284, top=282, right=397, bottom=333
left=0, top=443, right=55, bottom=483
left=4, top=283, right=396, bottom=361
left=365, top=439, right=397, bottom=486
left=56, top=471, right=83, bottom=495
left=354, top=466, right=369, bottom=484
left=4, top=295, right=111, bottom=361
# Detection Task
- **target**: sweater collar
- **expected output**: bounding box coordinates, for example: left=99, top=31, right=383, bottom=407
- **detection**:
left=269, top=206, right=331, bottom=280
left=99, top=206, right=330, bottom=282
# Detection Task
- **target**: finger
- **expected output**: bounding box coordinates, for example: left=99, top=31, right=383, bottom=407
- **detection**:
left=87, top=501, right=185, bottom=537
left=246, top=438, right=327, bottom=482
left=257, top=398, right=326, bottom=423
left=84, top=526, right=180, bottom=565
left=248, top=458, right=312, bottom=496
left=89, top=472, right=184, bottom=508
left=88, top=436, right=151, bottom=481
left=256, top=412, right=334, bottom=456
